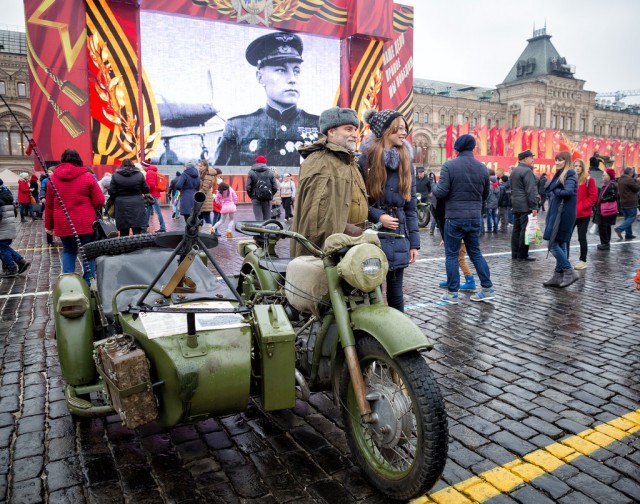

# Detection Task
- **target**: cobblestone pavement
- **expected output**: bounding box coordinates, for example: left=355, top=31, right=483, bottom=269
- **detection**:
left=0, top=207, right=638, bottom=504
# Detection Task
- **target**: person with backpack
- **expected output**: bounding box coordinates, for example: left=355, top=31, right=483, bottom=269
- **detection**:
left=0, top=179, right=30, bottom=278
left=143, top=160, right=166, bottom=233
left=247, top=155, right=277, bottom=220
left=498, top=174, right=512, bottom=233
left=485, top=175, right=500, bottom=233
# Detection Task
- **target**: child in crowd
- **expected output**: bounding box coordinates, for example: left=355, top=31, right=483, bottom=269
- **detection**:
left=211, top=182, right=237, bottom=239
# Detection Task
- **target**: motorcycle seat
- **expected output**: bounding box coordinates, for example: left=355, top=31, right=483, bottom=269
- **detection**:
left=258, top=257, right=293, bottom=275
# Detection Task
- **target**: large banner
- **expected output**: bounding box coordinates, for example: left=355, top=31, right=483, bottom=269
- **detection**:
left=24, top=0, right=414, bottom=182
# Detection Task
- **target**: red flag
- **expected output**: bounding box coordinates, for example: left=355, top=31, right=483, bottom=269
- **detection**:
left=613, top=141, right=624, bottom=169
left=530, top=129, right=539, bottom=156
left=478, top=124, right=488, bottom=156
left=514, top=127, right=523, bottom=156
left=497, top=126, right=506, bottom=156
left=602, top=140, right=613, bottom=157
left=551, top=130, right=561, bottom=158
left=445, top=124, right=453, bottom=159
left=538, top=130, right=547, bottom=158
left=579, top=137, right=589, bottom=159
left=587, top=138, right=596, bottom=160
left=489, top=126, right=497, bottom=155
left=459, top=122, right=470, bottom=135
left=522, top=129, right=532, bottom=150
left=633, top=142, right=640, bottom=168
left=472, top=125, right=480, bottom=154
left=506, top=128, right=516, bottom=157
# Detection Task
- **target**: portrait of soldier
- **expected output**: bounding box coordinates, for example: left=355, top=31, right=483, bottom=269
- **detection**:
left=213, top=31, right=320, bottom=167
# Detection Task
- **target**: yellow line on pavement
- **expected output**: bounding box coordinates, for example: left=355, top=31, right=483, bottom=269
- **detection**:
left=15, top=246, right=61, bottom=252
left=412, top=409, right=640, bottom=504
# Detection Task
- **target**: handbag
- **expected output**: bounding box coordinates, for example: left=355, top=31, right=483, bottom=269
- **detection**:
left=29, top=195, right=36, bottom=204
left=143, top=193, right=155, bottom=207
left=93, top=210, right=118, bottom=240
left=524, top=214, right=543, bottom=245
left=105, top=197, right=115, bottom=217
left=599, top=182, right=619, bottom=217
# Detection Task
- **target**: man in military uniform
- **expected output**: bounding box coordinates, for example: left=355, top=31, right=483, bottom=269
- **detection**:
left=213, top=32, right=319, bottom=167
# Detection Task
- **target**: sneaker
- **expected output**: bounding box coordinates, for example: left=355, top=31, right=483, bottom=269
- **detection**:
left=597, top=244, right=610, bottom=250
left=625, top=235, right=637, bottom=240
left=615, top=228, right=623, bottom=240
left=440, top=292, right=459, bottom=304
left=17, top=261, right=30, bottom=274
left=226, top=230, right=233, bottom=239
left=574, top=260, right=587, bottom=270
left=0, top=269, right=18, bottom=278
left=470, top=288, right=495, bottom=302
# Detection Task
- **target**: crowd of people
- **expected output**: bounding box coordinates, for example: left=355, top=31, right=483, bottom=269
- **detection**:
left=2, top=113, right=639, bottom=305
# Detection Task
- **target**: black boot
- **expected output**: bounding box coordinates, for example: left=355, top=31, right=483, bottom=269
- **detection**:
left=543, top=271, right=563, bottom=288
left=0, top=268, right=18, bottom=278
left=16, top=259, right=30, bottom=274
left=559, top=269, right=579, bottom=288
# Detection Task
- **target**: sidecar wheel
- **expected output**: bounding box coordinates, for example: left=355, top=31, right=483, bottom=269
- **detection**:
left=417, top=206, right=430, bottom=228
left=339, top=336, right=448, bottom=500
left=82, top=234, right=159, bottom=261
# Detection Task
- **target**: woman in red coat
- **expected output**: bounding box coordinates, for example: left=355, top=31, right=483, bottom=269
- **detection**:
left=570, top=158, right=598, bottom=269
left=17, top=172, right=37, bottom=222
left=44, top=149, right=105, bottom=284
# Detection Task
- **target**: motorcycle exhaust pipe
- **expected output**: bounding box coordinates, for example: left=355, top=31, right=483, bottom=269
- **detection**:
left=295, top=369, right=310, bottom=402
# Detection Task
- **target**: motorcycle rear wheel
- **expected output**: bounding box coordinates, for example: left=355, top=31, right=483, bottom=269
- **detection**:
left=417, top=205, right=430, bottom=228
left=339, top=336, right=448, bottom=500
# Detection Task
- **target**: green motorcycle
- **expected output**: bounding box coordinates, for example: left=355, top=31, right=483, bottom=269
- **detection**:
left=236, top=221, right=448, bottom=500
left=52, top=192, right=448, bottom=501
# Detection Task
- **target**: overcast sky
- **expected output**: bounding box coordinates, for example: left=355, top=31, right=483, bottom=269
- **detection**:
left=3, top=0, right=639, bottom=103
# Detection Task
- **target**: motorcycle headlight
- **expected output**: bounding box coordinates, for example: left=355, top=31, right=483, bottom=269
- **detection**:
left=337, top=244, right=389, bottom=293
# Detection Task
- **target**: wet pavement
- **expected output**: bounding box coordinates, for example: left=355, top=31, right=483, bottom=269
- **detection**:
left=0, top=206, right=638, bottom=504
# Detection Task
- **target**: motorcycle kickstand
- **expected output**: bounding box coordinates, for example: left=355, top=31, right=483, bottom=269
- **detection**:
left=344, top=346, right=377, bottom=424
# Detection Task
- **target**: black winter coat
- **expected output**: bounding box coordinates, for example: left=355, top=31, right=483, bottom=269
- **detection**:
left=543, top=169, right=577, bottom=243
left=432, top=151, right=489, bottom=219
left=108, top=168, right=149, bottom=230
left=593, top=181, right=619, bottom=226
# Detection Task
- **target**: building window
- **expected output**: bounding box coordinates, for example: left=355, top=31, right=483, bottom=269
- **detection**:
left=0, top=129, right=9, bottom=155
left=414, top=111, right=420, bottom=124
left=567, top=117, right=572, bottom=131
left=496, top=119, right=499, bottom=128
left=580, top=118, right=585, bottom=131
left=10, top=130, right=24, bottom=155
left=559, top=116, right=564, bottom=129
left=424, top=113, right=429, bottom=124
left=464, top=116, right=469, bottom=123
left=594, top=124, right=597, bottom=134
left=17, top=82, right=27, bottom=97
left=449, top=115, right=453, bottom=124
left=440, top=114, right=445, bottom=125
left=599, top=125, right=603, bottom=135
left=511, top=114, right=519, bottom=128
left=535, top=113, right=542, bottom=128
left=0, top=81, right=5, bottom=95
left=487, top=119, right=492, bottom=129
left=551, top=115, right=557, bottom=129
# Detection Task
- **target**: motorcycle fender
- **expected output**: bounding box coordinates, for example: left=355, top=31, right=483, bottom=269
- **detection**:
left=241, top=252, right=279, bottom=291
left=349, top=304, right=432, bottom=357
left=53, top=273, right=97, bottom=386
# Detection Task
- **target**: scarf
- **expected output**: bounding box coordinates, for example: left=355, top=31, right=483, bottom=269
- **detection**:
left=384, top=148, right=400, bottom=170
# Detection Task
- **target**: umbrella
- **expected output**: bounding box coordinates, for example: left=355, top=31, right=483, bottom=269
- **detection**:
left=546, top=199, right=564, bottom=258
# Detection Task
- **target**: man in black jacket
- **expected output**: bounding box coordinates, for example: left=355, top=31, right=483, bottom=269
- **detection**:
left=432, top=134, right=494, bottom=303
left=510, top=150, right=539, bottom=261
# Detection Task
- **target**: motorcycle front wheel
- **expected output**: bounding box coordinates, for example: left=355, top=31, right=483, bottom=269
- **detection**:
left=339, top=336, right=448, bottom=501
left=417, top=205, right=430, bottom=228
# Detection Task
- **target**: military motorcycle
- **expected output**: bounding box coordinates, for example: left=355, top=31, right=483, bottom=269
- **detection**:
left=52, top=193, right=448, bottom=501
left=416, top=192, right=431, bottom=228
left=236, top=220, right=448, bottom=499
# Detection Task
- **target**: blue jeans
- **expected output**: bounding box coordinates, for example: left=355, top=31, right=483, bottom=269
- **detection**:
left=615, top=207, right=637, bottom=238
left=0, top=240, right=23, bottom=269
left=486, top=208, right=498, bottom=231
left=549, top=241, right=571, bottom=272
left=145, top=197, right=166, bottom=231
left=444, top=218, right=492, bottom=291
left=60, top=233, right=96, bottom=283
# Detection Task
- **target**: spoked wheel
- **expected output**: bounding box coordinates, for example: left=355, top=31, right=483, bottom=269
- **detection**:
left=417, top=205, right=430, bottom=228
left=339, top=336, right=448, bottom=501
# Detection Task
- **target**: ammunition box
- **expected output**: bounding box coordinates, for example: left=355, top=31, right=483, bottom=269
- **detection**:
left=253, top=305, right=296, bottom=411
left=96, top=336, right=158, bottom=429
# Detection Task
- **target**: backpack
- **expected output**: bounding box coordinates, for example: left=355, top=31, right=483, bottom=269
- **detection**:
left=156, top=173, right=168, bottom=192
left=253, top=177, right=273, bottom=201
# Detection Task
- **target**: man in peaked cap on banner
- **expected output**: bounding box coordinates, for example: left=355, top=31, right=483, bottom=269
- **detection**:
left=291, top=107, right=368, bottom=257
left=213, top=31, right=320, bottom=167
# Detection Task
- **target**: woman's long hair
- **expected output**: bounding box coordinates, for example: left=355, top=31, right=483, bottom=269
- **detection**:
left=555, top=151, right=572, bottom=186
left=364, top=116, right=412, bottom=202
left=574, top=158, right=588, bottom=185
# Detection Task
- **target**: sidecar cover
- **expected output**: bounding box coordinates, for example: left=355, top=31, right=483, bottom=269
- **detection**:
left=95, top=248, right=233, bottom=322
